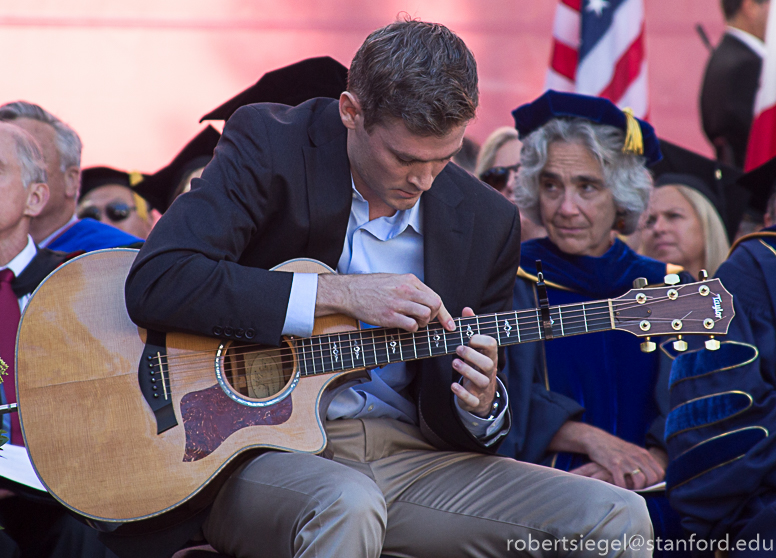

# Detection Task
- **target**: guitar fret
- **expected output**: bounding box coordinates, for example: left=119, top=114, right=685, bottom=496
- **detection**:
left=426, top=328, right=433, bottom=358
left=582, top=303, right=588, bottom=332
left=458, top=318, right=465, bottom=347
left=412, top=332, right=418, bottom=359
left=318, top=336, right=327, bottom=373
left=299, top=339, right=308, bottom=376
left=535, top=309, right=542, bottom=340
left=514, top=311, right=521, bottom=343
left=558, top=307, right=564, bottom=336
left=495, top=314, right=502, bottom=345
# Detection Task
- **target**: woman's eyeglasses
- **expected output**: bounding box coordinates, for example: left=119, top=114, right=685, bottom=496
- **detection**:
left=479, top=164, right=520, bottom=192
left=77, top=202, right=136, bottom=223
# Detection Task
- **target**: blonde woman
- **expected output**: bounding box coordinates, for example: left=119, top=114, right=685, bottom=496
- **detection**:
left=476, top=126, right=547, bottom=240
left=640, top=173, right=730, bottom=278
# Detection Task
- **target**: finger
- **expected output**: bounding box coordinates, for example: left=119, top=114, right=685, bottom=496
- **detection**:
left=462, top=306, right=475, bottom=318
left=569, top=463, right=600, bottom=477
left=467, top=334, right=499, bottom=361
left=453, top=358, right=490, bottom=389
left=611, top=467, right=628, bottom=489
left=590, top=470, right=614, bottom=483
left=450, top=382, right=479, bottom=409
left=436, top=300, right=455, bottom=331
left=456, top=345, right=495, bottom=376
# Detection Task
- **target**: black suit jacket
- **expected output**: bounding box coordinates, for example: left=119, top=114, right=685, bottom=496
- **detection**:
left=126, top=97, right=521, bottom=454
left=700, top=32, right=763, bottom=169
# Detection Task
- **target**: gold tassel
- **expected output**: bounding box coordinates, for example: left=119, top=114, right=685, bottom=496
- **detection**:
left=622, top=108, right=644, bottom=156
left=128, top=171, right=148, bottom=220
left=133, top=193, right=148, bottom=221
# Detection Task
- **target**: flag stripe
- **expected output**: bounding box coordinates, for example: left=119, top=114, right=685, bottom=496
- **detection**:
left=550, top=41, right=579, bottom=82
left=553, top=3, right=581, bottom=49
left=561, top=0, right=581, bottom=11
left=616, top=61, right=649, bottom=118
left=545, top=69, right=576, bottom=92
left=745, top=106, right=776, bottom=172
left=598, top=28, right=645, bottom=103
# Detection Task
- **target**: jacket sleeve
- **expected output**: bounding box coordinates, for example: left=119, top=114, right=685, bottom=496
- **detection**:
left=125, top=105, right=293, bottom=346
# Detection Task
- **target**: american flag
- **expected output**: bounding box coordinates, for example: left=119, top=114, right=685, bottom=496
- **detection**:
left=546, top=0, right=649, bottom=119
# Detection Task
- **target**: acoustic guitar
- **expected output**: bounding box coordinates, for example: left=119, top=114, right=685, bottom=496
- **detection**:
left=15, top=248, right=733, bottom=526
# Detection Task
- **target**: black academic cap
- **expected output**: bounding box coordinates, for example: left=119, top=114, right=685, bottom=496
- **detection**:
left=650, top=140, right=743, bottom=242
left=512, top=90, right=662, bottom=166
left=133, top=125, right=221, bottom=213
left=200, top=56, right=348, bottom=122
left=80, top=166, right=133, bottom=198
left=736, top=156, right=776, bottom=214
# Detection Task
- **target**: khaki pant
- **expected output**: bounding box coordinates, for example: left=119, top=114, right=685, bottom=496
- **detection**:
left=203, top=419, right=652, bottom=558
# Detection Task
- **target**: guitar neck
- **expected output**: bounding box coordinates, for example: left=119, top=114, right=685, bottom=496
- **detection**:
left=293, top=300, right=614, bottom=376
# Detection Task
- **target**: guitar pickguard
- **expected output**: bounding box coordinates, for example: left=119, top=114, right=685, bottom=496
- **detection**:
left=180, top=384, right=293, bottom=462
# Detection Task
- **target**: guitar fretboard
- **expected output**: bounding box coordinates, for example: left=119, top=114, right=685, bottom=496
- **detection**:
left=294, top=300, right=614, bottom=376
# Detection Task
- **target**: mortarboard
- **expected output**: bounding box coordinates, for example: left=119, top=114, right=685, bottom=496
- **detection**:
left=512, top=90, right=662, bottom=166
left=133, top=125, right=221, bottom=213
left=200, top=56, right=348, bottom=122
left=79, top=166, right=150, bottom=220
left=736, top=155, right=776, bottom=215
left=650, top=139, right=743, bottom=242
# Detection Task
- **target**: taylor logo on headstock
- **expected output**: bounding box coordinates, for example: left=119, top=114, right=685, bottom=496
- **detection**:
left=712, top=294, right=723, bottom=319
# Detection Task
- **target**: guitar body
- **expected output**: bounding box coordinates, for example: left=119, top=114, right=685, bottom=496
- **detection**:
left=16, top=249, right=364, bottom=524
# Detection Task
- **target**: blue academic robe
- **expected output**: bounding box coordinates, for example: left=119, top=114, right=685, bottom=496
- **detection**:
left=665, top=226, right=776, bottom=553
left=499, top=237, right=691, bottom=557
left=47, top=218, right=143, bottom=253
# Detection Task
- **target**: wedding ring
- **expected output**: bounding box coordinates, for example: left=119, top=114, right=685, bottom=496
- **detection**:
left=630, top=468, right=642, bottom=476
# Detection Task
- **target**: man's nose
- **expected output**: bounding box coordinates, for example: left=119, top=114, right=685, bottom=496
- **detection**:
left=408, top=163, right=437, bottom=192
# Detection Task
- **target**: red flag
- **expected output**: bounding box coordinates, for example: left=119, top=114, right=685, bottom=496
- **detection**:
left=745, top=4, right=776, bottom=171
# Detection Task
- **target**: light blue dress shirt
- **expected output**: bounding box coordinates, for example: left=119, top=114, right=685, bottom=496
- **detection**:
left=281, top=179, right=507, bottom=440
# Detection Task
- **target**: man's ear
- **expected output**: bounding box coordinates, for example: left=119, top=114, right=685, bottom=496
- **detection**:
left=62, top=166, right=80, bottom=200
left=339, top=92, right=361, bottom=131
left=24, top=182, right=50, bottom=219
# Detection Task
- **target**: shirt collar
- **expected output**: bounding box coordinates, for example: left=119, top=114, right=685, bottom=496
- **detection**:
left=0, top=236, right=37, bottom=277
left=350, top=176, right=423, bottom=236
left=726, top=26, right=767, bottom=58
left=39, top=213, right=79, bottom=249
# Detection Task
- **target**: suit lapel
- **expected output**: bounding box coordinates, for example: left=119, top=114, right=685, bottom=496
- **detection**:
left=423, top=171, right=474, bottom=314
left=302, top=101, right=352, bottom=269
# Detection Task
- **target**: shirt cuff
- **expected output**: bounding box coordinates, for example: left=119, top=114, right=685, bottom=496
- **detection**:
left=454, top=378, right=509, bottom=445
left=280, top=272, right=318, bottom=338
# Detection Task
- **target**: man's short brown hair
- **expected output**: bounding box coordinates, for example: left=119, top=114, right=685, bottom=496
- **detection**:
left=348, top=18, right=479, bottom=137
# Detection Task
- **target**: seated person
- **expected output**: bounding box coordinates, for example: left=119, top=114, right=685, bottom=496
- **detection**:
left=0, top=121, right=116, bottom=558
left=498, top=90, right=692, bottom=555
left=78, top=167, right=155, bottom=239
left=475, top=126, right=548, bottom=241
left=0, top=101, right=142, bottom=252
left=121, top=23, right=653, bottom=558
left=640, top=173, right=730, bottom=278
left=665, top=156, right=776, bottom=556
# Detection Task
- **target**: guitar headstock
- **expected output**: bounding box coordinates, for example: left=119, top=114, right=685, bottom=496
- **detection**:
left=611, top=278, right=734, bottom=339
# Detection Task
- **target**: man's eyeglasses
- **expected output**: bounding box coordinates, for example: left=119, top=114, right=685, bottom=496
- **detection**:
left=77, top=202, right=136, bottom=223
left=479, top=164, right=520, bottom=192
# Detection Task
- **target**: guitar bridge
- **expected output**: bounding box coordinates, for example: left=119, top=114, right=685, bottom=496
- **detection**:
left=139, top=330, right=178, bottom=434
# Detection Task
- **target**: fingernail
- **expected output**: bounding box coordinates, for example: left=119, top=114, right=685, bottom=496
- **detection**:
left=448, top=320, right=455, bottom=330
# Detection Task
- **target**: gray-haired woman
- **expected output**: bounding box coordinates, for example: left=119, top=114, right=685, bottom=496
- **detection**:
left=499, top=90, right=693, bottom=554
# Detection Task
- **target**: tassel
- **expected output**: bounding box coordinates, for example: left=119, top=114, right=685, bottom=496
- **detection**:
left=129, top=171, right=148, bottom=221
left=622, top=108, right=644, bottom=156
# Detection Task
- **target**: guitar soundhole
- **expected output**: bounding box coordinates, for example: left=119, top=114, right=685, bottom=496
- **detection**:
left=222, top=342, right=295, bottom=400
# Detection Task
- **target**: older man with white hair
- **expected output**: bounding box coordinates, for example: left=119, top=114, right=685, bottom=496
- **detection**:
left=0, top=120, right=117, bottom=558
left=0, top=101, right=143, bottom=252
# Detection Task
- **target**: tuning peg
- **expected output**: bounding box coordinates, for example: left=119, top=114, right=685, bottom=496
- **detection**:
left=673, top=335, right=688, bottom=352
left=705, top=336, right=721, bottom=351
left=632, top=277, right=648, bottom=289
left=699, top=269, right=709, bottom=281
left=664, top=274, right=680, bottom=286
left=640, top=338, right=656, bottom=353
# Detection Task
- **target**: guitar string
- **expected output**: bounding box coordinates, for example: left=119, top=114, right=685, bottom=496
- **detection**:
left=150, top=294, right=666, bottom=364
left=152, top=289, right=713, bottom=368
left=148, top=316, right=623, bottom=390
left=153, top=311, right=716, bottom=375
left=150, top=311, right=713, bottom=382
